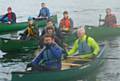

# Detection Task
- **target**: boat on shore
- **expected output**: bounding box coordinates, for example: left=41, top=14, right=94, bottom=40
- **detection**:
left=11, top=44, right=106, bottom=81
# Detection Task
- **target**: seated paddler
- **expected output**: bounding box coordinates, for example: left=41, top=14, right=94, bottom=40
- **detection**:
left=26, top=34, right=65, bottom=71
left=40, top=26, right=64, bottom=49
left=20, top=16, right=39, bottom=40
left=37, top=3, right=50, bottom=19
left=1, top=7, right=16, bottom=24
left=59, top=11, right=74, bottom=33
left=67, top=26, right=100, bottom=59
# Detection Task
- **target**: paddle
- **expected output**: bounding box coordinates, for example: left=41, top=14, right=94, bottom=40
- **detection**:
left=67, top=56, right=120, bottom=60
left=66, top=56, right=92, bottom=62
left=98, top=14, right=105, bottom=26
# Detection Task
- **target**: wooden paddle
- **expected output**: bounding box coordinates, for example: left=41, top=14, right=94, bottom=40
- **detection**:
left=62, top=63, right=81, bottom=67
left=63, top=56, right=91, bottom=63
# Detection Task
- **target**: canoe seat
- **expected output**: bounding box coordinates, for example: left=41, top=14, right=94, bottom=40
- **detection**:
left=61, top=63, right=81, bottom=70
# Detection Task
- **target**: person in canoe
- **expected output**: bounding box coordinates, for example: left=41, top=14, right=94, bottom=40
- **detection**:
left=20, top=17, right=39, bottom=40
left=26, top=34, right=65, bottom=71
left=1, top=7, right=16, bottom=24
left=59, top=11, right=74, bottom=32
left=38, top=3, right=50, bottom=19
left=67, top=26, right=100, bottom=59
left=100, top=8, right=117, bottom=27
left=40, top=26, right=63, bottom=49
left=41, top=19, right=63, bottom=39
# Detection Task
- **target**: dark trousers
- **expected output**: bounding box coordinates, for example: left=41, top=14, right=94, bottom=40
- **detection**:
left=26, top=64, right=58, bottom=72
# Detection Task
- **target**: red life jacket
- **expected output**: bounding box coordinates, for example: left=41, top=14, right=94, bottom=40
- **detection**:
left=8, top=13, right=12, bottom=20
left=60, top=17, right=71, bottom=29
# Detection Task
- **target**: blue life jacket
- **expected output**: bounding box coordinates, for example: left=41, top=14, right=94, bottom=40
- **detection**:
left=39, top=7, right=50, bottom=18
left=78, top=36, right=93, bottom=55
left=32, top=44, right=63, bottom=70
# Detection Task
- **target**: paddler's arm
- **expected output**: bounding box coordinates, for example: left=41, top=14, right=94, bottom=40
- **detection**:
left=70, top=18, right=74, bottom=28
left=1, top=14, right=8, bottom=22
left=67, top=39, right=79, bottom=56
left=112, top=15, right=117, bottom=24
left=88, top=37, right=100, bottom=56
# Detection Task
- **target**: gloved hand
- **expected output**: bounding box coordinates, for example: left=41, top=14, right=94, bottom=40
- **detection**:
left=63, top=50, right=68, bottom=59
left=26, top=63, right=33, bottom=71
left=90, top=54, right=96, bottom=60
left=19, top=33, right=24, bottom=36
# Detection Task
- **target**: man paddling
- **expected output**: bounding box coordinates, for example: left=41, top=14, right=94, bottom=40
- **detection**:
left=1, top=7, right=16, bottom=24
left=67, top=26, right=100, bottom=59
left=38, top=3, right=50, bottom=19
left=100, top=8, right=117, bottom=27
left=26, top=34, right=64, bottom=71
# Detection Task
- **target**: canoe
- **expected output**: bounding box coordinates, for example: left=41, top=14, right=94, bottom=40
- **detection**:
left=0, top=15, right=57, bottom=34
left=11, top=44, right=106, bottom=81
left=0, top=25, right=119, bottom=52
left=0, top=37, right=39, bottom=53
left=0, top=33, right=69, bottom=53
left=85, top=25, right=120, bottom=40
left=64, top=26, right=120, bottom=45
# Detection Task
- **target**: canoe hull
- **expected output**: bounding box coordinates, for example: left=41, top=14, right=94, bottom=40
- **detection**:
left=0, top=15, right=57, bottom=34
left=0, top=38, right=39, bottom=53
left=86, top=26, right=120, bottom=40
left=12, top=44, right=106, bottom=81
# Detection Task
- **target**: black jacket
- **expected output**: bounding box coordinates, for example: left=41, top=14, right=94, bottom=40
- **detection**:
left=2, top=12, right=16, bottom=23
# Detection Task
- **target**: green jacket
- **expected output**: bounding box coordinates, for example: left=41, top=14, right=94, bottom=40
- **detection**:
left=68, top=35, right=100, bottom=58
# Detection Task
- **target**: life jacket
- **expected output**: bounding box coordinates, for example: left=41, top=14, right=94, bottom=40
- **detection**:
left=78, top=36, right=93, bottom=55
left=60, top=17, right=71, bottom=30
left=40, top=7, right=49, bottom=17
left=105, top=14, right=116, bottom=27
left=27, top=27, right=35, bottom=36
left=8, top=13, right=12, bottom=21
left=40, top=44, right=62, bottom=70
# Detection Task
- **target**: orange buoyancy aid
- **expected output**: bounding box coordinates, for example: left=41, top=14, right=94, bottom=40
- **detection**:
left=60, top=17, right=71, bottom=29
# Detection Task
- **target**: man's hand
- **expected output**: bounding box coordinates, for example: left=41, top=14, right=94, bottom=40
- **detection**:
left=90, top=54, right=96, bottom=60
left=26, top=63, right=33, bottom=71
left=62, top=50, right=68, bottom=59
left=8, top=21, right=11, bottom=24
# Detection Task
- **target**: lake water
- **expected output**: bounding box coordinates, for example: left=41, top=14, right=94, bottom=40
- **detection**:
left=0, top=0, right=120, bottom=81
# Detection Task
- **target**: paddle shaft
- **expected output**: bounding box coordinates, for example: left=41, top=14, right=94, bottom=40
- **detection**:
left=67, top=56, right=120, bottom=60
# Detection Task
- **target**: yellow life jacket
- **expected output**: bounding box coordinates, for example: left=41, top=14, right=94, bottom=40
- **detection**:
left=27, top=27, right=35, bottom=36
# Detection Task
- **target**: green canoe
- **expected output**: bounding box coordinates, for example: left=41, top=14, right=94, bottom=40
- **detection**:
left=11, top=44, right=106, bottom=81
left=0, top=15, right=57, bottom=34
left=0, top=37, right=39, bottom=53
left=64, top=26, right=120, bottom=45
left=0, top=25, right=119, bottom=53
left=86, top=26, right=120, bottom=40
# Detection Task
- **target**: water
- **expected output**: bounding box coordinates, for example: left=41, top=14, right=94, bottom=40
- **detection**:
left=0, top=0, right=120, bottom=81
